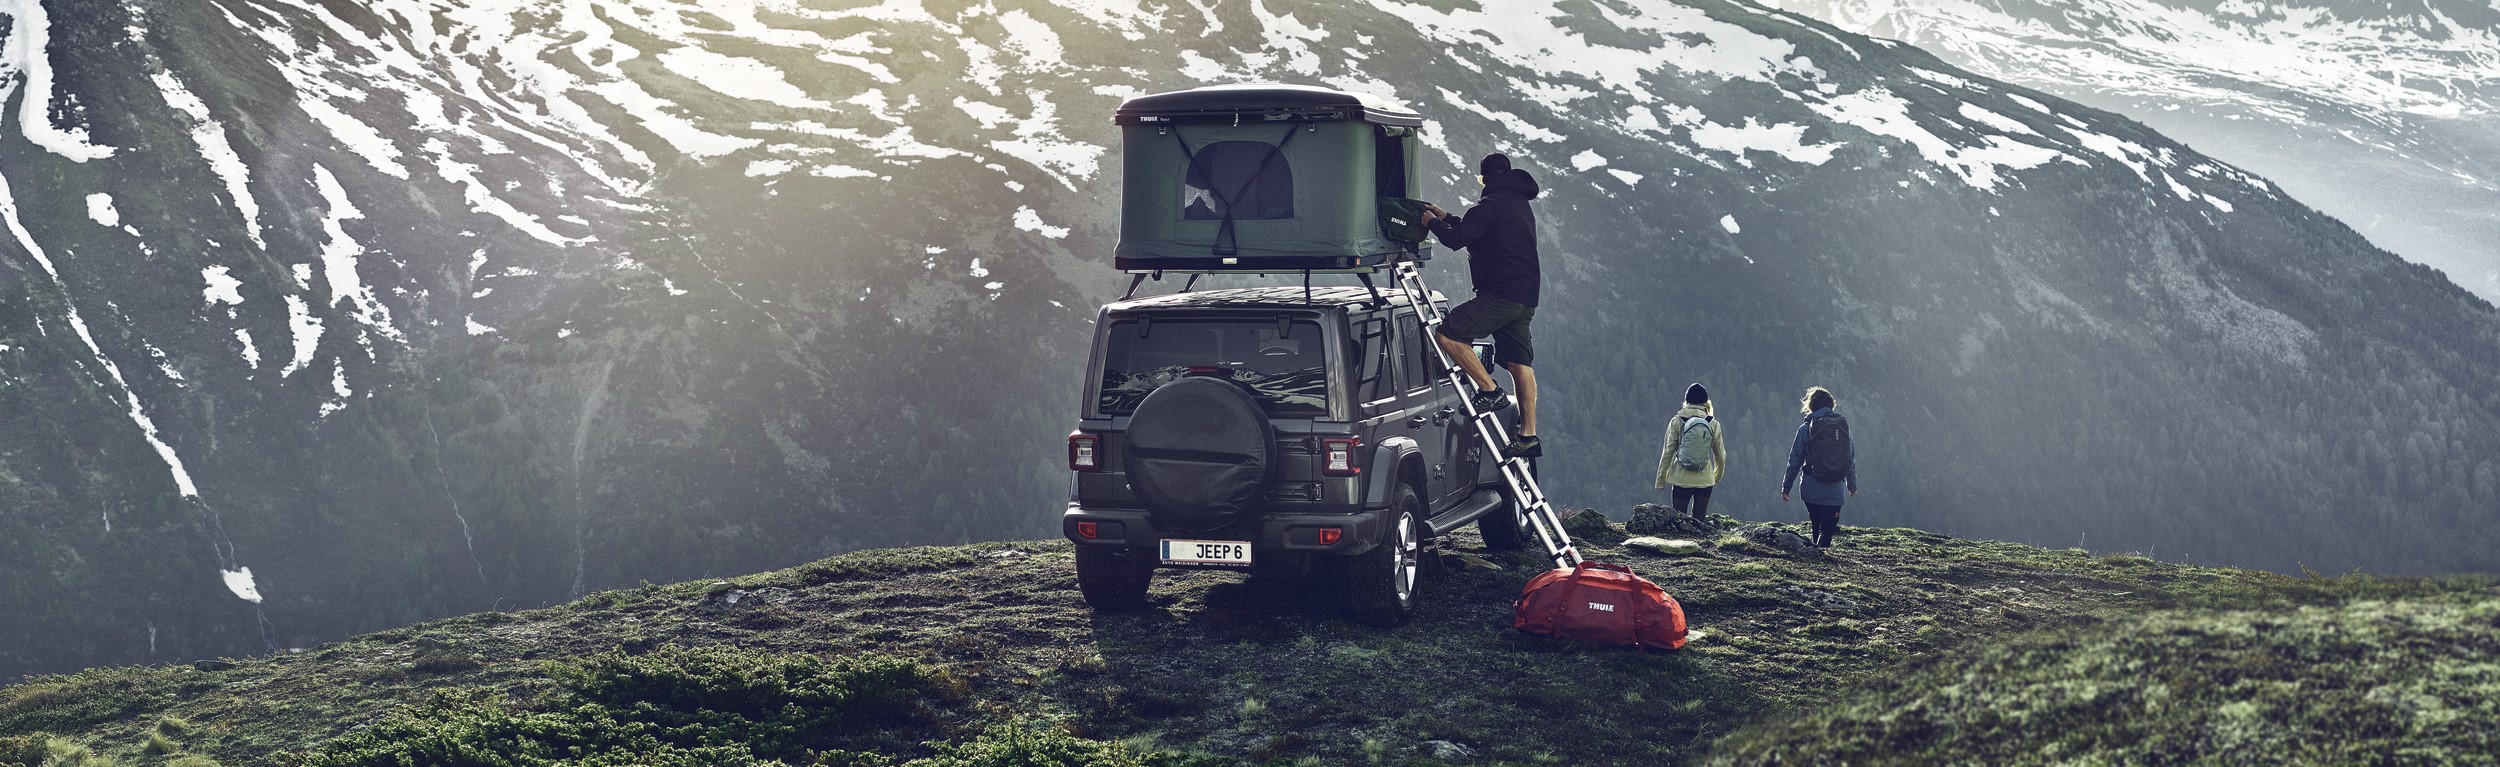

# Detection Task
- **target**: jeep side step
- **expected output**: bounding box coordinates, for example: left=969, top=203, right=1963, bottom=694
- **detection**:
left=1424, top=488, right=1510, bottom=537
left=1389, top=260, right=1583, bottom=569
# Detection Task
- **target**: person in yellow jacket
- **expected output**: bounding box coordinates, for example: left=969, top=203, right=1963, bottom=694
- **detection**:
left=1655, top=383, right=1727, bottom=522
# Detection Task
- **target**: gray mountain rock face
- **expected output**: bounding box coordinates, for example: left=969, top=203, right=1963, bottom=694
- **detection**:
left=1761, top=0, right=2500, bottom=302
left=0, top=0, right=2494, bottom=678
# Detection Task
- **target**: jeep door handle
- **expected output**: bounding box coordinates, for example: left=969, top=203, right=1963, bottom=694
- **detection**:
left=1407, top=415, right=1429, bottom=429
left=1433, top=408, right=1456, bottom=424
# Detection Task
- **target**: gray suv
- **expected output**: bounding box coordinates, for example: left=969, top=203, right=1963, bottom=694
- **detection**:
left=1061, top=285, right=1529, bottom=625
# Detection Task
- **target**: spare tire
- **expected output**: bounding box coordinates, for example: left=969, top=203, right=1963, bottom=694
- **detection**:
left=1123, top=375, right=1278, bottom=532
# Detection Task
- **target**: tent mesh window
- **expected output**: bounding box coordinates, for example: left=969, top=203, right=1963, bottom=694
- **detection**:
left=1375, top=126, right=1408, bottom=198
left=1182, top=140, right=1295, bottom=220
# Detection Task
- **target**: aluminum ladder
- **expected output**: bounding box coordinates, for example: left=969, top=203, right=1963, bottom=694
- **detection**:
left=1385, top=260, right=1583, bottom=569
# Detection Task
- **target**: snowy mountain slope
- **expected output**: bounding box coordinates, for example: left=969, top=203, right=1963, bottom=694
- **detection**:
left=1758, top=0, right=2500, bottom=300
left=1, top=0, right=2496, bottom=679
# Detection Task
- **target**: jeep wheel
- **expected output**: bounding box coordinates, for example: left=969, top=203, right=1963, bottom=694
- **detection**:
left=1075, top=546, right=1155, bottom=610
left=1346, top=484, right=1423, bottom=626
left=1478, top=487, right=1531, bottom=551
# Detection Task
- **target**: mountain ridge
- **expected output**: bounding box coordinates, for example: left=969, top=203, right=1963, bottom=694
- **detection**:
left=2, top=0, right=2496, bottom=680
left=1, top=520, right=2492, bottom=765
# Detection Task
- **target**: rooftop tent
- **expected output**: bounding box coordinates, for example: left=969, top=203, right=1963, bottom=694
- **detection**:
left=1114, top=84, right=1429, bottom=272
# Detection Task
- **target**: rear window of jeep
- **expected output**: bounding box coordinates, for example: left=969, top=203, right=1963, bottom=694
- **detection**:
left=1098, top=319, right=1329, bottom=415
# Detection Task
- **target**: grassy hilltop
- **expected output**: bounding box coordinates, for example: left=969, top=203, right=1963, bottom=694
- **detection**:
left=3, top=513, right=2492, bottom=767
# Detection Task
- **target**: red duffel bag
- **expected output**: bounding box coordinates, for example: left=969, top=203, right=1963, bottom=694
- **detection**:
left=1513, top=562, right=1688, bottom=650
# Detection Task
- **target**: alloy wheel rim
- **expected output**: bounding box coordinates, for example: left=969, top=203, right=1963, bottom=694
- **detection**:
left=1394, top=513, right=1417, bottom=602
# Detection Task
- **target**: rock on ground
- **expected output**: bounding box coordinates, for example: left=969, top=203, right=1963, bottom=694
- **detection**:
left=1629, top=504, right=1728, bottom=537
left=1734, top=524, right=1823, bottom=557
left=1427, top=740, right=1479, bottom=760
left=1560, top=508, right=1627, bottom=544
left=1625, top=537, right=1708, bottom=557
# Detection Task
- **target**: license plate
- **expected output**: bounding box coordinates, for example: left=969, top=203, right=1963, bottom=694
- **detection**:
left=1161, top=538, right=1253, bottom=565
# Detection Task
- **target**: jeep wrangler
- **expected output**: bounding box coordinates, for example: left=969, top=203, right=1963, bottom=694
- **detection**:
left=1061, top=285, right=1530, bottom=625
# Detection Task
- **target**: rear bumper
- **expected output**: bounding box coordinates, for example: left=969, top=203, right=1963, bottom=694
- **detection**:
left=1061, top=503, right=1386, bottom=561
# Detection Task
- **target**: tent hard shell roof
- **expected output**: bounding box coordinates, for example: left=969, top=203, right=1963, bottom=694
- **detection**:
left=1116, top=83, right=1424, bottom=127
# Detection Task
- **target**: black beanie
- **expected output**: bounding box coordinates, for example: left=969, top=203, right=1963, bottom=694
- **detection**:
left=1685, top=383, right=1709, bottom=405
left=1480, top=153, right=1511, bottom=176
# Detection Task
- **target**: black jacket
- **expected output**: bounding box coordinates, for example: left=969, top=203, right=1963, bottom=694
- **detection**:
left=1427, top=169, right=1541, bottom=307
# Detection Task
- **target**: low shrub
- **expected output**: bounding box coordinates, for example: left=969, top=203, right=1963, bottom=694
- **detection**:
left=306, top=645, right=946, bottom=767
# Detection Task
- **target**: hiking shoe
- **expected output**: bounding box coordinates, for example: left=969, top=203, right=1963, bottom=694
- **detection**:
left=1502, top=435, right=1543, bottom=459
left=1469, top=387, right=1511, bottom=414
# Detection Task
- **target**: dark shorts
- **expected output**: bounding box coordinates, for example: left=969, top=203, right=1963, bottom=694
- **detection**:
left=1438, top=296, right=1535, bottom=367
left=1671, top=486, right=1714, bottom=503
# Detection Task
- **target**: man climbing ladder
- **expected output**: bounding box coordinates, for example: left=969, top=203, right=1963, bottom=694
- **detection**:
left=1389, top=260, right=1581, bottom=570
left=1420, top=153, right=1545, bottom=459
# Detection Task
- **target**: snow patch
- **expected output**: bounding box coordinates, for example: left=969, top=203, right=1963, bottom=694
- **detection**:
left=590, top=80, right=760, bottom=158
left=969, top=92, right=1104, bottom=189
left=148, top=71, right=266, bottom=248
left=0, top=0, right=117, bottom=161
left=1247, top=0, right=1329, bottom=75
left=1378, top=0, right=1823, bottom=103
left=202, top=266, right=245, bottom=306
left=424, top=139, right=591, bottom=246
left=812, top=165, right=877, bottom=179
left=996, top=9, right=1069, bottom=71
left=1436, top=87, right=1565, bottom=143
left=1720, top=214, right=1742, bottom=234
left=1813, top=89, right=2069, bottom=190
left=1958, top=102, right=2039, bottom=136
left=221, top=567, right=262, bottom=603
left=281, top=295, right=322, bottom=377
left=235, top=329, right=261, bottom=369
left=84, top=193, right=118, bottom=227
left=1606, top=169, right=1643, bottom=187
left=466, top=316, right=496, bottom=335
left=1570, top=150, right=1607, bottom=171
left=1686, top=117, right=1839, bottom=165
left=311, top=165, right=402, bottom=342
left=658, top=46, right=832, bottom=110
left=1013, top=206, right=1070, bottom=238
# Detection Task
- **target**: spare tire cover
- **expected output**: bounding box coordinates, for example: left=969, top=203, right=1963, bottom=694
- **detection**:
left=1123, top=376, right=1279, bottom=532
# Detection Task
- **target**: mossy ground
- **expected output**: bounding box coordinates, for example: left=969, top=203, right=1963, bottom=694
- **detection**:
left=1, top=519, right=2488, bottom=766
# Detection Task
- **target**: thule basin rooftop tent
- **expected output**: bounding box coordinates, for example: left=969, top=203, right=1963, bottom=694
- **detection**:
left=1114, top=83, right=1430, bottom=273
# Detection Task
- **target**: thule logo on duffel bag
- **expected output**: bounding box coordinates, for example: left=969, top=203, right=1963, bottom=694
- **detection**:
left=1587, top=602, right=1615, bottom=612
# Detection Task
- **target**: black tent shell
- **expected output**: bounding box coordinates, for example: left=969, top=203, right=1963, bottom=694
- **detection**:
left=1115, top=83, right=1425, bottom=127
left=1113, top=84, right=1431, bottom=272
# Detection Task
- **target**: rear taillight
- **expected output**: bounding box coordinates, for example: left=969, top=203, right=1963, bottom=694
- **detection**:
left=1321, top=437, right=1360, bottom=476
left=1076, top=521, right=1100, bottom=540
left=1069, top=432, right=1100, bottom=471
left=1318, top=528, right=1344, bottom=545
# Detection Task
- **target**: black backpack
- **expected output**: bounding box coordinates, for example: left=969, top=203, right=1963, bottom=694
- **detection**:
left=1804, top=413, right=1851, bottom=483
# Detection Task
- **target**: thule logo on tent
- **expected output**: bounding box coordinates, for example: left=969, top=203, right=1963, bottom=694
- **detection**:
left=1587, top=602, right=1615, bottom=612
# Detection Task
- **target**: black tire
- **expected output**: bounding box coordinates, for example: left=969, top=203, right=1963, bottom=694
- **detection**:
left=1346, top=485, right=1424, bottom=626
left=1478, top=487, right=1530, bottom=551
left=1479, top=456, right=1534, bottom=551
left=1076, top=546, right=1155, bottom=610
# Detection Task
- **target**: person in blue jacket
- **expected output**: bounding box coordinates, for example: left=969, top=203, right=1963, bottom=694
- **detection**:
left=1780, top=386, right=1858, bottom=548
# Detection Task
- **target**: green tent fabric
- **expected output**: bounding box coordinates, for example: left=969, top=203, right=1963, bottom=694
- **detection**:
left=1113, top=85, right=1428, bottom=272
